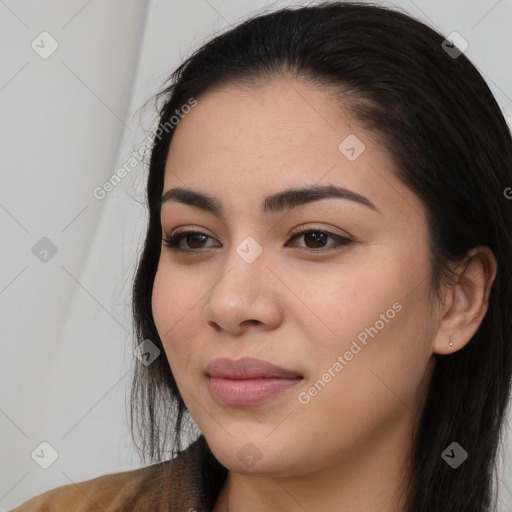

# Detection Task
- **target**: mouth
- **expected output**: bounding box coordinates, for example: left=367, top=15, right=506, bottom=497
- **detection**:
left=205, top=357, right=303, bottom=407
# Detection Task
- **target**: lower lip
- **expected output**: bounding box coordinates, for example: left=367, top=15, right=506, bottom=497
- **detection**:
left=207, top=376, right=302, bottom=407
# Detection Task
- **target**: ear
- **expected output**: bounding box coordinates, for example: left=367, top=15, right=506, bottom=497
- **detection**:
left=432, top=246, right=497, bottom=355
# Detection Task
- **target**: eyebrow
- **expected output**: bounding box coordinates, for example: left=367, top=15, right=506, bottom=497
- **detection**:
left=158, top=183, right=380, bottom=216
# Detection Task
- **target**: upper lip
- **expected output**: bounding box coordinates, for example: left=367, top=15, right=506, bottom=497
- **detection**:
left=206, top=357, right=302, bottom=379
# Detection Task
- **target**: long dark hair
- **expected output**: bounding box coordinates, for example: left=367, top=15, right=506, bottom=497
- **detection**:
left=129, top=2, right=512, bottom=510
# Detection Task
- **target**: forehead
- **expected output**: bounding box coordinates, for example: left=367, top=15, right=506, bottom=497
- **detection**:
left=162, top=79, right=424, bottom=223
left=167, top=79, right=349, bottom=164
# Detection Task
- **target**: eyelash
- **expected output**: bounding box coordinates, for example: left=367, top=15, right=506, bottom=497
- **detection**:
left=161, top=226, right=352, bottom=255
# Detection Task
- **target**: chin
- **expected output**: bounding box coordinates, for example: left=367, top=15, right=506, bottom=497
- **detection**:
left=204, top=431, right=300, bottom=476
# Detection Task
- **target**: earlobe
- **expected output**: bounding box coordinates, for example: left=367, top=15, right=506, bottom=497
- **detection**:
left=431, top=246, right=497, bottom=356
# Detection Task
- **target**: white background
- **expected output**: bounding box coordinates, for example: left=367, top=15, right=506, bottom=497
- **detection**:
left=1, top=0, right=511, bottom=509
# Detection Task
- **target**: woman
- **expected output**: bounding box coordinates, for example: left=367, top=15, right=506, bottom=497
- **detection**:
left=11, top=1, right=512, bottom=511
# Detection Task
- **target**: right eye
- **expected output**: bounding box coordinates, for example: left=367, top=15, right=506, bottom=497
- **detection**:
left=162, top=230, right=220, bottom=254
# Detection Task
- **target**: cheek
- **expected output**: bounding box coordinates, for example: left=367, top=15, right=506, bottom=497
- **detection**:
left=152, top=259, right=202, bottom=330
left=296, top=240, right=433, bottom=384
left=285, top=254, right=399, bottom=357
left=151, top=265, right=175, bottom=339
left=294, top=280, right=433, bottom=454
left=151, top=263, right=197, bottom=365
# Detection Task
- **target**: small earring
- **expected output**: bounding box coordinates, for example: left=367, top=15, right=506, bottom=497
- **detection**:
left=449, top=335, right=453, bottom=347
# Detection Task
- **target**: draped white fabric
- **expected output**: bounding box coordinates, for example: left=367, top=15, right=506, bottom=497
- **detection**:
left=1, top=0, right=511, bottom=509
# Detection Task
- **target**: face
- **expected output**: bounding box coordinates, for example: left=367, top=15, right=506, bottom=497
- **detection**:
left=151, top=78, right=438, bottom=477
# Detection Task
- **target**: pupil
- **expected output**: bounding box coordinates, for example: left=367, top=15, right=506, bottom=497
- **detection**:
left=188, top=234, right=206, bottom=248
left=305, top=231, right=326, bottom=248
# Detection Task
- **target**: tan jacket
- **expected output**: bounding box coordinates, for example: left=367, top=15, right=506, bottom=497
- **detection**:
left=9, top=436, right=227, bottom=511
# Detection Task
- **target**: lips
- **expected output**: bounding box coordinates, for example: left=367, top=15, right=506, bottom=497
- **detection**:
left=205, top=357, right=303, bottom=407
left=206, top=357, right=302, bottom=379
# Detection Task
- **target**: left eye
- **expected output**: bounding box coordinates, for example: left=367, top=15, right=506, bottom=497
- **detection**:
left=161, top=228, right=352, bottom=254
left=288, top=228, right=352, bottom=251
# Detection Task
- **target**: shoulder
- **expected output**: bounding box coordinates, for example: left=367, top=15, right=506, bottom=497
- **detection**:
left=8, top=461, right=169, bottom=512
left=8, top=438, right=207, bottom=512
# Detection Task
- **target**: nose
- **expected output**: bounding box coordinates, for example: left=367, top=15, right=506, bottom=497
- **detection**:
left=202, top=246, right=283, bottom=335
